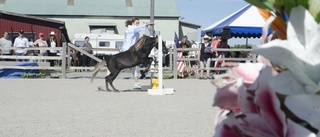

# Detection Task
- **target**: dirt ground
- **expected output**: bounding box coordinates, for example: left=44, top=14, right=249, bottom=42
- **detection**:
left=0, top=78, right=219, bottom=137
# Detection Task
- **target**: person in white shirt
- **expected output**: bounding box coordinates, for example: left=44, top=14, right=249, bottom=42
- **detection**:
left=13, top=29, right=29, bottom=62
left=0, top=31, right=13, bottom=61
left=46, top=31, right=58, bottom=66
left=121, top=17, right=153, bottom=88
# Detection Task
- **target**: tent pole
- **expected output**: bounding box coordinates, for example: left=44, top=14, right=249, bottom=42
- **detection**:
left=245, top=34, right=248, bottom=48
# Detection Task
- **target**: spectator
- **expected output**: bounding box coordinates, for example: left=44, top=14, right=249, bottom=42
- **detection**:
left=32, top=33, right=48, bottom=62
left=211, top=36, right=221, bottom=57
left=179, top=35, right=191, bottom=56
left=189, top=40, right=198, bottom=67
left=46, top=31, right=58, bottom=67
left=0, top=31, right=13, bottom=61
left=210, top=36, right=221, bottom=73
left=198, top=35, right=213, bottom=80
left=80, top=36, right=93, bottom=71
left=214, top=38, right=231, bottom=74
left=122, top=17, right=153, bottom=88
left=217, top=38, right=230, bottom=58
left=13, top=29, right=29, bottom=62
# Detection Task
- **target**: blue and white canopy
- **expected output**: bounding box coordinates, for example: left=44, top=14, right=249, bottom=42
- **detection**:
left=202, top=4, right=271, bottom=38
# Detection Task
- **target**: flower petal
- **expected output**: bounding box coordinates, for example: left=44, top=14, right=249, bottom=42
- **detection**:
left=213, top=79, right=242, bottom=111
left=285, top=95, right=320, bottom=131
left=238, top=84, right=258, bottom=113
left=305, top=25, right=320, bottom=83
left=214, top=117, right=244, bottom=137
left=254, top=67, right=287, bottom=136
left=270, top=71, right=310, bottom=95
left=257, top=55, right=272, bottom=67
left=229, top=63, right=264, bottom=84
left=214, top=114, right=275, bottom=137
left=289, top=6, right=318, bottom=46
left=253, top=40, right=318, bottom=93
left=214, top=109, right=230, bottom=127
left=306, top=25, right=320, bottom=63
left=286, top=119, right=317, bottom=137
left=211, top=74, right=237, bottom=88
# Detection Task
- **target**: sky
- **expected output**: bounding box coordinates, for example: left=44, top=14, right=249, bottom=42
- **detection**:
left=175, top=0, right=260, bottom=46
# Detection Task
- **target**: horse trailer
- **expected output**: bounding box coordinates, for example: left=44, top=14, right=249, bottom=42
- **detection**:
left=71, top=33, right=124, bottom=58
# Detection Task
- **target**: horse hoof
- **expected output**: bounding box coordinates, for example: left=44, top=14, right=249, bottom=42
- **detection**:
left=113, top=90, right=120, bottom=93
left=98, top=86, right=111, bottom=92
left=98, top=87, right=105, bottom=91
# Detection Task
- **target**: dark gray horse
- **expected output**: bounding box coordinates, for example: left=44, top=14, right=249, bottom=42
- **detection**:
left=91, top=35, right=168, bottom=92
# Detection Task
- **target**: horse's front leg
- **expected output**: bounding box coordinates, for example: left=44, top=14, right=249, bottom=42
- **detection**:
left=142, top=57, right=154, bottom=73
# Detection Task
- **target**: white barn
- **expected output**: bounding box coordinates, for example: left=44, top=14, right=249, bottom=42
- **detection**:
left=0, top=0, right=200, bottom=41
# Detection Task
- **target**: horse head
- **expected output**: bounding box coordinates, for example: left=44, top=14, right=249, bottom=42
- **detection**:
left=133, top=35, right=168, bottom=54
left=154, top=36, right=168, bottom=54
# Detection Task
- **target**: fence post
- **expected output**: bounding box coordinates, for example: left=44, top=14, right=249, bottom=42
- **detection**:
left=252, top=45, right=257, bottom=63
left=67, top=45, right=71, bottom=71
left=169, top=47, right=173, bottom=70
left=173, top=45, right=178, bottom=79
left=61, top=42, right=67, bottom=79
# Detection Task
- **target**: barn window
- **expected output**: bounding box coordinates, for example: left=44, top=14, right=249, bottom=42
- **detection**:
left=67, top=0, right=74, bottom=6
left=0, top=0, right=6, bottom=4
left=125, top=0, right=133, bottom=7
left=89, top=23, right=118, bottom=34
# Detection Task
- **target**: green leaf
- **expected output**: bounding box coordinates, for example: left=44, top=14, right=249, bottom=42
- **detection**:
left=315, top=12, right=320, bottom=23
left=284, top=0, right=309, bottom=16
left=245, top=0, right=275, bottom=11
left=309, top=0, right=320, bottom=23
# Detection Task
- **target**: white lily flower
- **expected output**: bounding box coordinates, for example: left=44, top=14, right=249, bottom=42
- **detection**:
left=285, top=94, right=320, bottom=131
left=253, top=6, right=320, bottom=94
left=253, top=5, right=320, bottom=132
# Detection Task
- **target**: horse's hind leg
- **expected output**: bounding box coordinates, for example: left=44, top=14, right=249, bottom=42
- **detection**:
left=98, top=75, right=112, bottom=91
left=105, top=75, right=112, bottom=91
left=109, top=71, right=120, bottom=92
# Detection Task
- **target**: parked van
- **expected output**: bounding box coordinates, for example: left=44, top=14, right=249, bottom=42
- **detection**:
left=72, top=33, right=124, bottom=58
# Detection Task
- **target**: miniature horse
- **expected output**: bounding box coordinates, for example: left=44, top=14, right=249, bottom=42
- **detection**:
left=91, top=35, right=168, bottom=92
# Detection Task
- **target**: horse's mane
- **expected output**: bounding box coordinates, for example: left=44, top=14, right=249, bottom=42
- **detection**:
left=134, top=35, right=149, bottom=51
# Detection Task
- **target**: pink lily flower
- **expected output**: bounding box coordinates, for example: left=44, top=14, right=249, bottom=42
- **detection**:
left=214, top=67, right=317, bottom=137
left=212, top=63, right=264, bottom=111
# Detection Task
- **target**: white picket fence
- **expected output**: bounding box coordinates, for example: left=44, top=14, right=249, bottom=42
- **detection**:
left=0, top=43, right=256, bottom=79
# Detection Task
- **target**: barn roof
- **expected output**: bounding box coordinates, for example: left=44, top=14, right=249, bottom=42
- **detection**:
left=0, top=0, right=179, bottom=17
left=0, top=10, right=64, bottom=25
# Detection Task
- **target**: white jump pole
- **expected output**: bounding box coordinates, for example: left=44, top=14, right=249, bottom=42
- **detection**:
left=148, top=35, right=174, bottom=95
left=147, top=0, right=173, bottom=95
left=158, top=35, right=163, bottom=91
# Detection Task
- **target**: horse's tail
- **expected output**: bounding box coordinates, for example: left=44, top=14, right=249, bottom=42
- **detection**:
left=91, top=60, right=106, bottom=83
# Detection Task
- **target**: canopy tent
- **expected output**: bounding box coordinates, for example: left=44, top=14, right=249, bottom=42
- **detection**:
left=202, top=4, right=271, bottom=38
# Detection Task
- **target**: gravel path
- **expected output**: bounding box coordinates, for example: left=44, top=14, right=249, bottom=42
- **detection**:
left=0, top=78, right=219, bottom=137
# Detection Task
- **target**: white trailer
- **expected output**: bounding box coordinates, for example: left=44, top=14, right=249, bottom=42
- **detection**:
left=71, top=33, right=124, bottom=57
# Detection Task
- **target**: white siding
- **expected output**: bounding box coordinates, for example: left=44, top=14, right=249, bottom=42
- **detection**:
left=49, top=17, right=180, bottom=41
